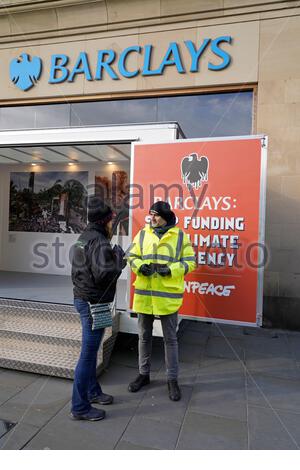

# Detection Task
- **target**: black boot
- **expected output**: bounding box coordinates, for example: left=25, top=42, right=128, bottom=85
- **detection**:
left=128, top=374, right=150, bottom=392
left=167, top=380, right=181, bottom=401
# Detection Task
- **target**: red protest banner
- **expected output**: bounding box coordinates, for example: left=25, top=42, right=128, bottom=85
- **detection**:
left=130, top=137, right=267, bottom=326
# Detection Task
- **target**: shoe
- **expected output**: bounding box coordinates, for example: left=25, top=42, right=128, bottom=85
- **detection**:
left=167, top=380, right=181, bottom=401
left=128, top=374, right=150, bottom=392
left=89, top=392, right=114, bottom=405
left=70, top=406, right=106, bottom=421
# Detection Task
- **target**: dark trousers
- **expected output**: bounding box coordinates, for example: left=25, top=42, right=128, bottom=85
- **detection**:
left=71, top=298, right=104, bottom=414
left=138, top=312, right=179, bottom=380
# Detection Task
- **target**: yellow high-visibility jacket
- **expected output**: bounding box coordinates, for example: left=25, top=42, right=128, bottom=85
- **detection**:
left=128, top=224, right=196, bottom=315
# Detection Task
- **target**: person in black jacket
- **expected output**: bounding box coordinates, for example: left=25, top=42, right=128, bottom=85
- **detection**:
left=70, top=196, right=125, bottom=421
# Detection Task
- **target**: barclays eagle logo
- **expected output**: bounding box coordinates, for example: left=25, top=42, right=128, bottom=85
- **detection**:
left=10, top=53, right=42, bottom=91
left=181, top=153, right=209, bottom=190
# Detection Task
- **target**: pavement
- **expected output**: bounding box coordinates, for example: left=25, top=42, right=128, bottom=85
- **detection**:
left=0, top=319, right=300, bottom=450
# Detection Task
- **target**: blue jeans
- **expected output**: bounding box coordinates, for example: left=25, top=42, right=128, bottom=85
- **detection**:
left=71, top=298, right=105, bottom=414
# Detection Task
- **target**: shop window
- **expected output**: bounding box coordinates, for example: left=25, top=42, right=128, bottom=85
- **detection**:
left=0, top=103, right=70, bottom=130
left=0, top=91, right=253, bottom=137
left=71, top=98, right=157, bottom=127
left=157, top=92, right=253, bottom=138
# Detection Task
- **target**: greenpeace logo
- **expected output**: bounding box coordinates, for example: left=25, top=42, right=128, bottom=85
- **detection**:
left=184, top=281, right=235, bottom=297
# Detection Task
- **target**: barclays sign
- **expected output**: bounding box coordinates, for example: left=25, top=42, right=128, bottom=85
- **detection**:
left=10, top=37, right=232, bottom=91
left=10, top=53, right=42, bottom=91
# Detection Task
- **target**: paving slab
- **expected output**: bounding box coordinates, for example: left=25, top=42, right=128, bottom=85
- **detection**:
left=121, top=415, right=181, bottom=450
left=0, top=421, right=40, bottom=450
left=0, top=368, right=39, bottom=389
left=155, top=361, right=199, bottom=385
left=286, top=335, right=300, bottom=361
left=115, top=439, right=155, bottom=450
left=210, top=324, right=246, bottom=338
left=135, top=380, right=193, bottom=425
left=0, top=384, right=22, bottom=406
left=246, top=372, right=300, bottom=412
left=24, top=428, right=107, bottom=450
left=248, top=405, right=300, bottom=450
left=243, top=327, right=282, bottom=338
left=1, top=322, right=300, bottom=450
left=189, top=375, right=247, bottom=422
left=244, top=353, right=300, bottom=380
left=198, top=357, right=245, bottom=376
left=176, top=411, right=248, bottom=449
left=24, top=398, right=142, bottom=450
left=244, top=335, right=291, bottom=359
left=178, top=342, right=204, bottom=364
left=204, top=337, right=244, bottom=360
left=178, top=329, right=209, bottom=347
left=100, top=363, right=153, bottom=398
left=0, top=376, right=72, bottom=427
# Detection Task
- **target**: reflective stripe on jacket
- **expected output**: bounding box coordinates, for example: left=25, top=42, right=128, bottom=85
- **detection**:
left=128, top=224, right=196, bottom=315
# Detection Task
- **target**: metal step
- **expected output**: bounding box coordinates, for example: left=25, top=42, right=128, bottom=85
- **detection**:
left=0, top=298, right=119, bottom=379
left=0, top=307, right=81, bottom=341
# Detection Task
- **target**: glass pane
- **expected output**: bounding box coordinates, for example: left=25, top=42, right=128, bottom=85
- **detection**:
left=34, top=104, right=70, bottom=128
left=158, top=91, right=253, bottom=138
left=0, top=104, right=70, bottom=130
left=0, top=91, right=253, bottom=136
left=0, top=106, right=35, bottom=130
left=70, top=98, right=157, bottom=126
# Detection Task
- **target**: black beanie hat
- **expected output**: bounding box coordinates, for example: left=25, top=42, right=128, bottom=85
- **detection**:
left=87, top=196, right=113, bottom=224
left=149, top=201, right=176, bottom=226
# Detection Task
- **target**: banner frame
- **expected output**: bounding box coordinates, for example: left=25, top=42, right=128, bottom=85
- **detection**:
left=129, top=134, right=268, bottom=328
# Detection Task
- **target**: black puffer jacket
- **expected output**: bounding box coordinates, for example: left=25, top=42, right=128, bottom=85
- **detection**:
left=71, top=222, right=122, bottom=304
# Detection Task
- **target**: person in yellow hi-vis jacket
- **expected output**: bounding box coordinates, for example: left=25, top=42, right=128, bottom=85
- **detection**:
left=127, top=201, right=196, bottom=401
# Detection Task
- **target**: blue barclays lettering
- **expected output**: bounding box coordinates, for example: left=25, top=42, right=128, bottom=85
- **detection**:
left=208, top=36, right=232, bottom=70
left=49, top=54, right=69, bottom=83
left=95, top=49, right=119, bottom=80
left=44, top=37, right=233, bottom=86
left=118, top=45, right=141, bottom=78
left=68, top=52, right=93, bottom=82
left=184, top=39, right=211, bottom=72
left=141, top=44, right=162, bottom=76
left=157, top=42, right=185, bottom=74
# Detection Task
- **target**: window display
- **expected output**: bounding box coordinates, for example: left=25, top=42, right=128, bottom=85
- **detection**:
left=9, top=171, right=88, bottom=233
left=95, top=170, right=129, bottom=235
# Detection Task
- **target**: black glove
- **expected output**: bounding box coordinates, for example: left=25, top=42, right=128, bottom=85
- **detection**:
left=112, top=244, right=127, bottom=270
left=155, top=264, right=171, bottom=277
left=139, top=263, right=156, bottom=276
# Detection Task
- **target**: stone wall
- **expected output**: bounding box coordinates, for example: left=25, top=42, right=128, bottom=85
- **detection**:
left=0, top=0, right=300, bottom=327
left=258, top=14, right=300, bottom=328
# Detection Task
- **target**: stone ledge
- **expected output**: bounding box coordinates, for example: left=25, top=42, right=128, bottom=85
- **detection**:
left=0, top=0, right=299, bottom=43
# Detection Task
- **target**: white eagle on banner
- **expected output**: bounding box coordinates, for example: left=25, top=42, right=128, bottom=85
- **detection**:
left=181, top=153, right=209, bottom=189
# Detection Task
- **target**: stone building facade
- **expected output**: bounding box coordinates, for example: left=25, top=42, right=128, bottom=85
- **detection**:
left=0, top=0, right=299, bottom=328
